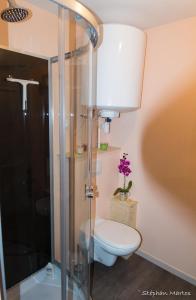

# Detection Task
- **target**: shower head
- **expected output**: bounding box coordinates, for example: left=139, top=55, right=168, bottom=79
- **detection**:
left=1, top=0, right=31, bottom=23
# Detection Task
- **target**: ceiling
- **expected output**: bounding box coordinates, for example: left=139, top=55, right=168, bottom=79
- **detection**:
left=79, top=0, right=196, bottom=29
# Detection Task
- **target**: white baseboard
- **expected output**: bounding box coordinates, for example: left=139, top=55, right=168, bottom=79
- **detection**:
left=136, top=249, right=196, bottom=286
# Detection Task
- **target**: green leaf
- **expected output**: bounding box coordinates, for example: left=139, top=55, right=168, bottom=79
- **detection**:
left=113, top=188, right=122, bottom=196
left=123, top=181, right=132, bottom=193
left=127, top=181, right=132, bottom=190
left=114, top=181, right=132, bottom=195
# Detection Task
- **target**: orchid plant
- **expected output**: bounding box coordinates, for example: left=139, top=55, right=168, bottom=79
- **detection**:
left=113, top=153, right=132, bottom=196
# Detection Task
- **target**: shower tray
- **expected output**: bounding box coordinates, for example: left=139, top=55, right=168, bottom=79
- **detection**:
left=7, top=264, right=85, bottom=300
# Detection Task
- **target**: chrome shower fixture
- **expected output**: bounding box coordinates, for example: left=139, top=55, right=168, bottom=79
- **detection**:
left=7, top=76, right=39, bottom=111
left=1, top=0, right=31, bottom=23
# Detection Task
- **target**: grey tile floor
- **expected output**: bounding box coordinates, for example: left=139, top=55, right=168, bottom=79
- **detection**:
left=92, top=254, right=196, bottom=300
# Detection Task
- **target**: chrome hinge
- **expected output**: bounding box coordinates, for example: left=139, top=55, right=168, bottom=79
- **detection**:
left=85, top=185, right=98, bottom=199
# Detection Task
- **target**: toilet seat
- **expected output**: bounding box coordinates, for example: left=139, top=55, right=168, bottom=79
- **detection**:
left=94, top=219, right=141, bottom=255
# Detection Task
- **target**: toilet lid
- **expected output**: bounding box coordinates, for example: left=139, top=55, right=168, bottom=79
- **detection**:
left=94, top=220, right=141, bottom=250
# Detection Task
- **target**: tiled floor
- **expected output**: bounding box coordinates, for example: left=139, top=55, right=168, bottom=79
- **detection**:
left=92, top=254, right=196, bottom=300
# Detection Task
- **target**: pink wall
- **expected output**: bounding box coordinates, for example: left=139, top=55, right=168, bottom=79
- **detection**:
left=96, top=148, right=120, bottom=218
left=8, top=0, right=58, bottom=57
left=102, top=17, right=196, bottom=282
left=0, top=0, right=8, bottom=46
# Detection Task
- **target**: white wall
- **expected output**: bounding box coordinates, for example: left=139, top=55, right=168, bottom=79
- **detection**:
left=100, top=16, right=196, bottom=283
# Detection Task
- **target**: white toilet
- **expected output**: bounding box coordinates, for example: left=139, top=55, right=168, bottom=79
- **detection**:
left=94, top=219, right=141, bottom=267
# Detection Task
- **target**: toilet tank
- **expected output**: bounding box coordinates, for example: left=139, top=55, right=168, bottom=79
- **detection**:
left=97, top=24, right=146, bottom=112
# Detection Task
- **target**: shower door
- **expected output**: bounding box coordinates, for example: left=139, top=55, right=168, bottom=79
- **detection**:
left=52, top=8, right=98, bottom=300
left=67, top=47, right=97, bottom=300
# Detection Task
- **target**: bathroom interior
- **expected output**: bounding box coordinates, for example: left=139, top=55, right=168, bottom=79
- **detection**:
left=0, top=0, right=196, bottom=299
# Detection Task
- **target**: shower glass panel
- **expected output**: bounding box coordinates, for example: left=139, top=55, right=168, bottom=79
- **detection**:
left=57, top=7, right=98, bottom=299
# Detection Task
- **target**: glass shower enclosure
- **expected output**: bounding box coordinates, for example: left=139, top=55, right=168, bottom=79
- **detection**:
left=0, top=0, right=99, bottom=299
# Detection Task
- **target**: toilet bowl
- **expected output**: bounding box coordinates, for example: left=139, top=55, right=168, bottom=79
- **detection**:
left=94, top=219, right=141, bottom=267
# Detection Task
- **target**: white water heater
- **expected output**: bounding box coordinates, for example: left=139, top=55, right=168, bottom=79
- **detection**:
left=97, top=24, right=146, bottom=112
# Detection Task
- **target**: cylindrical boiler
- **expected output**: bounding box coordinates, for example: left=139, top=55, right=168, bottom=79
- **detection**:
left=97, top=24, right=146, bottom=112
